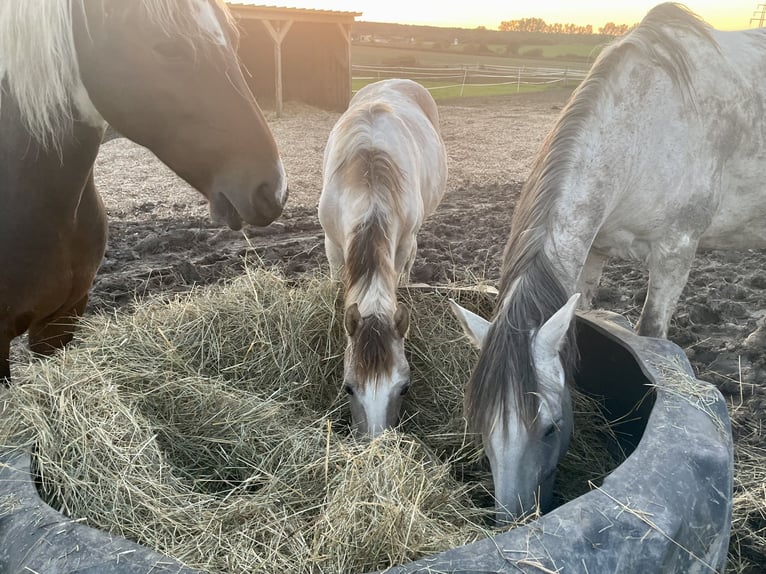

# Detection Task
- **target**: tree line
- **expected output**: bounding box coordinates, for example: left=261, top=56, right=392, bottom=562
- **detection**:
left=499, top=18, right=632, bottom=36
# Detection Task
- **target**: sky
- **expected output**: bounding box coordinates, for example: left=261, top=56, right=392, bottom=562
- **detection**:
left=237, top=1, right=762, bottom=31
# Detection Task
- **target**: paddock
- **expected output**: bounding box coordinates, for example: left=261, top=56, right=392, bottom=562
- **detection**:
left=3, top=90, right=765, bottom=571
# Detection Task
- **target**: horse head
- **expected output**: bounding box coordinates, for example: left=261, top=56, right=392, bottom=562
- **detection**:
left=342, top=302, right=411, bottom=438
left=72, top=0, right=287, bottom=229
left=450, top=294, right=579, bottom=523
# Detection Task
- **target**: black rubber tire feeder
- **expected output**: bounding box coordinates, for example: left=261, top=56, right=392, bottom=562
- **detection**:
left=0, top=310, right=733, bottom=573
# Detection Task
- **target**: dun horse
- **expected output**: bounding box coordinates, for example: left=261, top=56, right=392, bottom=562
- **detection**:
left=319, top=79, right=448, bottom=437
left=451, top=2, right=766, bottom=521
left=0, top=0, right=288, bottom=381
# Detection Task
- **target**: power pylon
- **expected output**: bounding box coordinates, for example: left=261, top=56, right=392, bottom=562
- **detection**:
left=751, top=4, right=766, bottom=26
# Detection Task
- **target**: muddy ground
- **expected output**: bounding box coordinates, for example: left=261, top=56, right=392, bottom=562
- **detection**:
left=74, top=88, right=765, bottom=568
left=93, top=89, right=766, bottom=404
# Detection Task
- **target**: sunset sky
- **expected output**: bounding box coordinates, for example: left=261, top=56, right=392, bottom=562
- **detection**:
left=238, top=1, right=762, bottom=31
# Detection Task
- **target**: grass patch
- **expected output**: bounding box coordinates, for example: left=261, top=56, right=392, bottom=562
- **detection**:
left=352, top=78, right=554, bottom=100
left=519, top=43, right=603, bottom=59
left=352, top=44, right=591, bottom=70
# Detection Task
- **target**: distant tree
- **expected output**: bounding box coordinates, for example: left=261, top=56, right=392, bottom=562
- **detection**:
left=598, top=22, right=631, bottom=36
left=499, top=17, right=547, bottom=33
left=500, top=18, right=628, bottom=35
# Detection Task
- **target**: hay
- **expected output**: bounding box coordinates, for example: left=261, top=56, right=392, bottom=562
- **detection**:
left=1, top=267, right=627, bottom=573
left=727, top=414, right=766, bottom=574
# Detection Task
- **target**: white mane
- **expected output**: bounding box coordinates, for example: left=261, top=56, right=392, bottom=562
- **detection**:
left=0, top=0, right=234, bottom=149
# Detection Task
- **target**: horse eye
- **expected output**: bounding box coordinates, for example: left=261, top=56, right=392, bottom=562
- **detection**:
left=153, top=40, right=191, bottom=62
left=399, top=382, right=411, bottom=396
left=343, top=383, right=354, bottom=396
left=543, top=424, right=557, bottom=438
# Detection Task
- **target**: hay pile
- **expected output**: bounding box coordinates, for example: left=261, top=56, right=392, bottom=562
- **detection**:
left=0, top=267, right=625, bottom=573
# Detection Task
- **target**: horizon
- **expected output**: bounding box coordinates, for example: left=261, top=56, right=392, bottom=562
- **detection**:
left=232, top=1, right=762, bottom=31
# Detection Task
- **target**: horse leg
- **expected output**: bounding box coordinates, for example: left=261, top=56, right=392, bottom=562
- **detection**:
left=636, top=242, right=698, bottom=338
left=576, top=250, right=607, bottom=309
left=28, top=294, right=89, bottom=356
left=395, top=239, right=417, bottom=286
left=325, top=236, right=344, bottom=280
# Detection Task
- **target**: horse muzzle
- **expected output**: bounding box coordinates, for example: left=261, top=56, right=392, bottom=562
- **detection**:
left=209, top=162, right=288, bottom=230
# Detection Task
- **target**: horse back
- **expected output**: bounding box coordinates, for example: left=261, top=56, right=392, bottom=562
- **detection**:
left=324, top=79, right=447, bottom=221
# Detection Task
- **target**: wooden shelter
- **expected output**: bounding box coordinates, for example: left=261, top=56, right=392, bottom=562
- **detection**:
left=227, top=4, right=361, bottom=114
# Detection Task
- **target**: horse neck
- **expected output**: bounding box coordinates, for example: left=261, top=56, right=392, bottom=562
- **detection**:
left=501, top=103, right=612, bottom=298
left=0, top=83, right=104, bottom=209
left=343, top=206, right=398, bottom=320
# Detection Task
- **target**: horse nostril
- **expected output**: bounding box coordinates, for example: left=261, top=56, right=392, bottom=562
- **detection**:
left=255, top=179, right=288, bottom=209
left=256, top=181, right=270, bottom=198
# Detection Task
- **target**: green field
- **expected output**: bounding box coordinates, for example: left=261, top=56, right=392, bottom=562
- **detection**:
left=351, top=44, right=592, bottom=71
left=351, top=77, right=552, bottom=100
left=519, top=43, right=605, bottom=59
left=351, top=43, right=587, bottom=101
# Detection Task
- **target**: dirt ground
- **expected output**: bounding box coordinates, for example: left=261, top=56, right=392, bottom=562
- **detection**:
left=94, top=90, right=766, bottom=392
left=87, top=89, right=764, bottom=567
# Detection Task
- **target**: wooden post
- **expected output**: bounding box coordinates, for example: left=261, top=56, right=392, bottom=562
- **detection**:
left=337, top=22, right=352, bottom=105
left=261, top=19, right=293, bottom=117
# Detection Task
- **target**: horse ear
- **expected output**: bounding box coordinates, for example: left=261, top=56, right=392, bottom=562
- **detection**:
left=535, top=293, right=580, bottom=357
left=394, top=303, right=410, bottom=338
left=345, top=303, right=361, bottom=337
left=449, top=299, right=490, bottom=349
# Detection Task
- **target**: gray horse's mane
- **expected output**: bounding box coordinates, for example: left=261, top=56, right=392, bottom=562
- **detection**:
left=0, top=0, right=236, bottom=149
left=465, top=3, right=717, bottom=437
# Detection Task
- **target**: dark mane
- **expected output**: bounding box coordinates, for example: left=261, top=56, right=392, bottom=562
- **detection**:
left=351, top=314, right=396, bottom=385
left=335, top=146, right=405, bottom=208
left=465, top=258, right=575, bottom=435
left=343, top=209, right=391, bottom=297
left=340, top=145, right=406, bottom=388
left=466, top=3, right=715, bottom=436
left=340, top=144, right=405, bottom=296
left=330, top=102, right=406, bottom=210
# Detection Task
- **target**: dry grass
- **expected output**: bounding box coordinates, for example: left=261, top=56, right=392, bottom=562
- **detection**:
left=727, top=414, right=766, bottom=573
left=0, top=266, right=714, bottom=573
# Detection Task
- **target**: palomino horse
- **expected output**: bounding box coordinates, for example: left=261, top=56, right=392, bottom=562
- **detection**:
left=319, top=79, right=448, bottom=437
left=450, top=2, right=766, bottom=522
left=0, top=0, right=288, bottom=382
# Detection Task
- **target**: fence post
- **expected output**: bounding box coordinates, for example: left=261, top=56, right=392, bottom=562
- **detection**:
left=460, top=67, right=468, bottom=97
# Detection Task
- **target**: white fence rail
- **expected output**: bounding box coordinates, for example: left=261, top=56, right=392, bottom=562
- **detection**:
left=352, top=64, right=590, bottom=94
